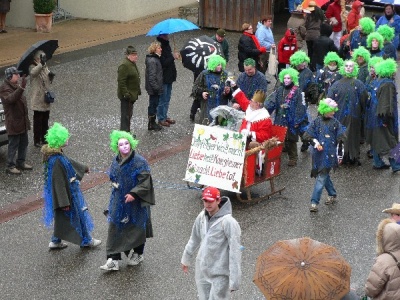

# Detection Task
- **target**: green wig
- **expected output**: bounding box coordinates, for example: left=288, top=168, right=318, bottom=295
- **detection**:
left=352, top=46, right=371, bottom=64
left=206, top=55, right=226, bottom=71
left=244, top=58, right=256, bottom=67
left=318, top=98, right=338, bottom=115
left=367, top=32, right=384, bottom=49
left=323, top=51, right=343, bottom=67
left=339, top=60, right=359, bottom=78
left=375, top=58, right=397, bottom=78
left=289, top=50, right=310, bottom=67
left=377, top=24, right=395, bottom=42
left=109, top=130, right=139, bottom=154
left=368, top=56, right=383, bottom=70
left=278, top=68, right=299, bottom=86
left=45, top=122, right=70, bottom=149
left=359, top=17, right=375, bottom=35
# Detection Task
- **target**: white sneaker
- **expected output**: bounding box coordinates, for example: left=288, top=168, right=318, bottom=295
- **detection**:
left=49, top=241, right=68, bottom=249
left=100, top=258, right=119, bottom=271
left=87, top=238, right=102, bottom=247
left=128, top=253, right=144, bottom=266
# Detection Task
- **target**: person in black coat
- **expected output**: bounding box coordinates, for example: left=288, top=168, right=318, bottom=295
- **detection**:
left=237, top=23, right=266, bottom=72
left=312, top=23, right=338, bottom=72
left=145, top=41, right=163, bottom=131
left=156, top=34, right=178, bottom=127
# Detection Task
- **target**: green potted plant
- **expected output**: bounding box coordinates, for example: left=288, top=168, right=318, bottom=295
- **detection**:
left=33, top=0, right=56, bottom=32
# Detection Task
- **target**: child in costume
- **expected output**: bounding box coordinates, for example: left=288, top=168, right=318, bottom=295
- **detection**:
left=192, top=55, right=230, bottom=125
left=366, top=32, right=384, bottom=57
left=42, top=122, right=101, bottom=249
left=315, top=51, right=343, bottom=101
left=352, top=46, right=370, bottom=84
left=327, top=60, right=368, bottom=165
left=266, top=68, right=308, bottom=166
left=303, top=98, right=346, bottom=212
left=377, top=24, right=397, bottom=59
left=365, top=59, right=400, bottom=172
left=100, top=130, right=155, bottom=271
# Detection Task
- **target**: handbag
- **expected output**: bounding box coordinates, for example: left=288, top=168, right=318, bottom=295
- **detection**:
left=42, top=78, right=55, bottom=104
left=45, top=91, right=55, bottom=103
left=267, top=48, right=278, bottom=76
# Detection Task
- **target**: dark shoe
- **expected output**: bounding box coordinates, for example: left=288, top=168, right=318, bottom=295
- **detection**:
left=148, top=116, right=162, bottom=131
left=17, top=163, right=33, bottom=170
left=367, top=150, right=373, bottom=159
left=300, top=142, right=309, bottom=152
left=287, top=160, right=297, bottom=167
left=166, top=118, right=176, bottom=124
left=34, top=143, right=42, bottom=148
left=158, top=120, right=170, bottom=127
left=190, top=114, right=195, bottom=122
left=373, top=164, right=390, bottom=170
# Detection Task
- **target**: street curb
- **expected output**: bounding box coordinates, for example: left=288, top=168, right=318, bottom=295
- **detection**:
left=0, top=135, right=192, bottom=224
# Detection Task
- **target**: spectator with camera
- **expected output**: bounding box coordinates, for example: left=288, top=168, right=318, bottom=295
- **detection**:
left=29, top=50, right=55, bottom=147
left=0, top=67, right=32, bottom=175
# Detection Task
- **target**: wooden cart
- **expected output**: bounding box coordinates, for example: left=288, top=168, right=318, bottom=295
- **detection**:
left=236, top=125, right=287, bottom=204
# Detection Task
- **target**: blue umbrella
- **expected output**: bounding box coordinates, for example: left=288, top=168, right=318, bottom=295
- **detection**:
left=146, top=18, right=199, bottom=36
left=373, top=0, right=400, bottom=4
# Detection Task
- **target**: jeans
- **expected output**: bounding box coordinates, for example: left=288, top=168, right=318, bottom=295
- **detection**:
left=120, top=98, right=134, bottom=132
left=148, top=95, right=160, bottom=117
left=157, top=83, right=172, bottom=122
left=373, top=151, right=400, bottom=171
left=311, top=172, right=337, bottom=205
left=7, top=132, right=28, bottom=168
left=33, top=110, right=50, bottom=144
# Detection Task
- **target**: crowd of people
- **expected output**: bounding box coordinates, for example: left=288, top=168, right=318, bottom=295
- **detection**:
left=1, top=1, right=400, bottom=298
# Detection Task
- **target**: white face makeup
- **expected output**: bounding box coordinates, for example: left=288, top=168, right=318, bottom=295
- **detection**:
left=344, top=62, right=354, bottom=74
left=283, top=74, right=293, bottom=86
left=118, top=138, right=131, bottom=157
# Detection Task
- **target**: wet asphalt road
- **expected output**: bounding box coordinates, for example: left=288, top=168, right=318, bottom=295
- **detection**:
left=1, top=8, right=399, bottom=299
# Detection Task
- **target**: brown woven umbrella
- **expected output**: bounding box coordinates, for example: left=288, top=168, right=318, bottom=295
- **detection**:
left=253, top=237, right=351, bottom=300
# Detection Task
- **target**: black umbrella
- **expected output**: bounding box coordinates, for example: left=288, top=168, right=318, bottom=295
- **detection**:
left=17, top=40, right=59, bottom=75
left=180, top=35, right=223, bottom=73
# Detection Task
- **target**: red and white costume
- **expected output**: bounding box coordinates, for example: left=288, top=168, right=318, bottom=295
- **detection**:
left=232, top=88, right=272, bottom=143
left=233, top=88, right=273, bottom=175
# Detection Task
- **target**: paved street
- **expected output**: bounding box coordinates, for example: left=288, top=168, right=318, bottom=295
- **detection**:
left=0, top=7, right=399, bottom=299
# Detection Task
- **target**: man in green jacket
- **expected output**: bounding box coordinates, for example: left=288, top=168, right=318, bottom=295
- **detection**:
left=211, top=29, right=229, bottom=63
left=117, top=46, right=141, bottom=132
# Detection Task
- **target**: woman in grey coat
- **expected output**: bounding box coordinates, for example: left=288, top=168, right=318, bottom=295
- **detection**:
left=145, top=41, right=163, bottom=131
left=29, top=50, right=55, bottom=147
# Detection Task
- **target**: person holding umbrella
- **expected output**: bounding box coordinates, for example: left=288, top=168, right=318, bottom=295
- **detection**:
left=156, top=34, right=178, bottom=127
left=29, top=50, right=55, bottom=147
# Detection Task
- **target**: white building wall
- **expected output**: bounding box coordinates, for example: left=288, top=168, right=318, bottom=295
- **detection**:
left=6, top=0, right=197, bottom=28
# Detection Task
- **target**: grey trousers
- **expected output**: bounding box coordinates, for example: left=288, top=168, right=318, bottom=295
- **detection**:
left=7, top=132, right=28, bottom=168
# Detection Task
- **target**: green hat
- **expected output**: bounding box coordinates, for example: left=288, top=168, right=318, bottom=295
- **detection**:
left=352, top=46, right=371, bottom=63
left=244, top=58, right=256, bottom=67
left=323, top=51, right=343, bottom=67
left=367, top=32, right=384, bottom=49
left=368, top=56, right=383, bottom=70
left=45, top=122, right=70, bottom=149
left=339, top=60, right=359, bottom=78
left=109, top=130, right=139, bottom=154
left=359, top=17, right=375, bottom=35
left=377, top=24, right=395, bottom=42
left=318, top=98, right=338, bottom=115
left=375, top=58, right=397, bottom=78
left=278, top=68, right=299, bottom=86
left=289, top=50, right=310, bottom=66
left=206, top=55, right=226, bottom=71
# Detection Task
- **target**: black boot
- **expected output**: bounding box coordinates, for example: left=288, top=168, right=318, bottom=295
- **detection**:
left=148, top=115, right=162, bottom=131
